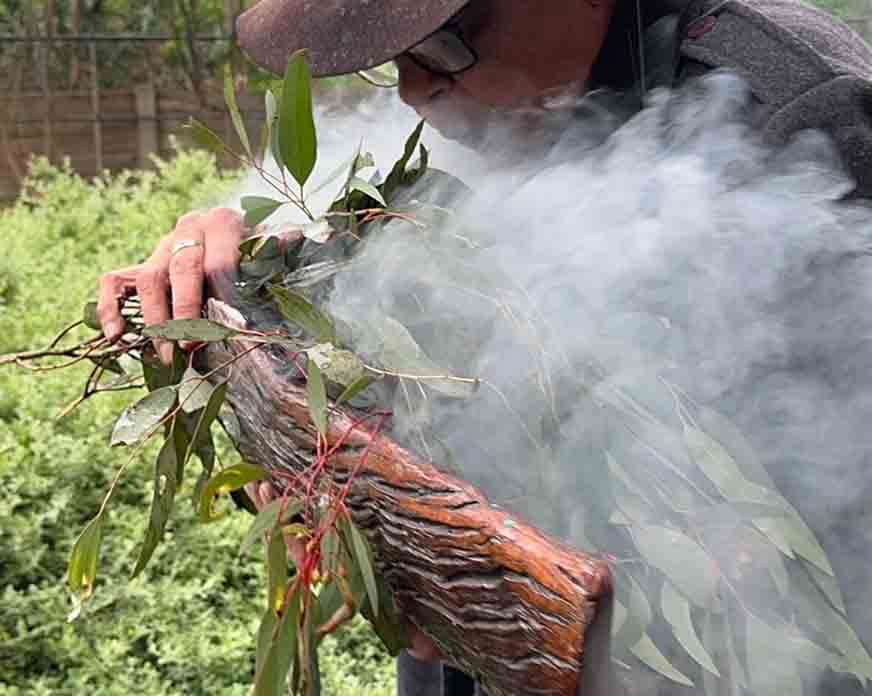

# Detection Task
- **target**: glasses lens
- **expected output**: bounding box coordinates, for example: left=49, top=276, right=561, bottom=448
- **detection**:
left=357, top=62, right=400, bottom=88
left=407, top=30, right=476, bottom=75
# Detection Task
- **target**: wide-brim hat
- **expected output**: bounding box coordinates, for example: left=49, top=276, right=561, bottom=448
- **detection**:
left=237, top=0, right=469, bottom=78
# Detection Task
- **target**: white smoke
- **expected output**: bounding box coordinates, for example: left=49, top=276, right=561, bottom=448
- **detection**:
left=234, top=72, right=872, bottom=695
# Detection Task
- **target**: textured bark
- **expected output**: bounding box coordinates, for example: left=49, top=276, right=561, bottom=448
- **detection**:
left=204, top=297, right=613, bottom=696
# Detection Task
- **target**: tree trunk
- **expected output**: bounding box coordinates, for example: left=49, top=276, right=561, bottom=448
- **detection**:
left=203, top=294, right=614, bottom=696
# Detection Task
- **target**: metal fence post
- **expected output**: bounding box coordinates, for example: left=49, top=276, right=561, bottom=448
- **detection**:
left=134, top=82, right=159, bottom=169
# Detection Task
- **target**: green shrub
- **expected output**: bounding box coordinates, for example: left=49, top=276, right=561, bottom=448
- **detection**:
left=0, top=153, right=395, bottom=695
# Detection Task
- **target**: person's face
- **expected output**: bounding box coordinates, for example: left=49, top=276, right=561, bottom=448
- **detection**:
left=394, top=0, right=614, bottom=148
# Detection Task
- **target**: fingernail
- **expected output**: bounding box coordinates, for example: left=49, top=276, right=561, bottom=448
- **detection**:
left=105, top=320, right=123, bottom=340
left=158, top=341, right=174, bottom=366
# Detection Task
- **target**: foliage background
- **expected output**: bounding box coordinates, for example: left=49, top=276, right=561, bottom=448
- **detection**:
left=0, top=153, right=395, bottom=695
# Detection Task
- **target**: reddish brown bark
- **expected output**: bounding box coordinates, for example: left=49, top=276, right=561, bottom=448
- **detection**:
left=204, top=298, right=613, bottom=696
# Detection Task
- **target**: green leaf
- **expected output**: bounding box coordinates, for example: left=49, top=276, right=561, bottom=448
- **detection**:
left=141, top=344, right=187, bottom=391
left=307, top=359, right=328, bottom=437
left=634, top=525, right=718, bottom=607
left=346, top=521, right=379, bottom=619
left=403, top=144, right=430, bottom=187
left=306, top=343, right=367, bottom=387
left=256, top=608, right=278, bottom=681
left=745, top=615, right=803, bottom=696
left=67, top=515, right=104, bottom=601
left=240, top=498, right=305, bottom=558
left=806, top=561, right=846, bottom=614
left=224, top=64, right=252, bottom=159
left=255, top=581, right=302, bottom=696
left=131, top=437, right=179, bottom=578
left=242, top=196, right=283, bottom=228
left=183, top=117, right=225, bottom=155
left=110, top=386, right=177, bottom=446
left=348, top=177, right=387, bottom=206
left=382, top=120, right=424, bottom=203
left=198, top=463, right=269, bottom=523
left=613, top=574, right=651, bottom=651
left=82, top=301, right=101, bottom=331
left=177, top=368, right=214, bottom=414
left=336, top=375, right=377, bottom=405
left=374, top=316, right=477, bottom=399
left=267, top=529, right=289, bottom=613
left=754, top=512, right=834, bottom=576
left=279, top=51, right=317, bottom=187
left=185, top=381, right=227, bottom=463
left=683, top=426, right=776, bottom=504
left=269, top=286, right=336, bottom=343
left=142, top=319, right=238, bottom=343
left=630, top=633, right=694, bottom=687
left=661, top=582, right=720, bottom=676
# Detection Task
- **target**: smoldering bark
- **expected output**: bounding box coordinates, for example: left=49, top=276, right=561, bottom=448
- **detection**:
left=203, top=295, right=613, bottom=696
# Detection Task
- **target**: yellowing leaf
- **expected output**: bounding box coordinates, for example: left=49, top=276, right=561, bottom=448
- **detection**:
left=67, top=515, right=104, bottom=603
left=198, top=463, right=269, bottom=523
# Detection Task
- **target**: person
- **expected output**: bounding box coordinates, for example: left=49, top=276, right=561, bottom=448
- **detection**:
left=97, top=1, right=872, bottom=694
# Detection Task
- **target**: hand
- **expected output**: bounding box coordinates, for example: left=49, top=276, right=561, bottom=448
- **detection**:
left=97, top=208, right=244, bottom=365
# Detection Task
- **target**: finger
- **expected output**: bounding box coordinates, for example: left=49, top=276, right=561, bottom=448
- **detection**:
left=169, top=213, right=207, bottom=349
left=97, top=267, right=139, bottom=342
left=202, top=208, right=244, bottom=298
left=136, top=252, right=173, bottom=366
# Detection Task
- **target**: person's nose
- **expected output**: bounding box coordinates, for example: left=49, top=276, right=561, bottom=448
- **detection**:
left=395, top=55, right=453, bottom=112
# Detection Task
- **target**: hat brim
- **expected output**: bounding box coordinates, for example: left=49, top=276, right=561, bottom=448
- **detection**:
left=237, top=0, right=470, bottom=78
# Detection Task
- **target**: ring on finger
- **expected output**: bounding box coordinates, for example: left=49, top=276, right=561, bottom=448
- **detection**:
left=171, top=239, right=204, bottom=256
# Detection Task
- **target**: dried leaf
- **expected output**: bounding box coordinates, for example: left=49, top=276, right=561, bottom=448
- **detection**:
left=131, top=437, right=178, bottom=578
left=279, top=51, right=317, bottom=187
left=242, top=196, right=284, bottom=228
left=661, top=582, right=720, bottom=676
left=142, top=319, right=238, bottom=343
left=110, top=387, right=177, bottom=447
left=67, top=515, right=104, bottom=602
left=634, top=525, right=719, bottom=607
left=269, top=286, right=336, bottom=344
left=224, top=64, right=252, bottom=159
left=630, top=633, right=694, bottom=687
left=198, top=463, right=269, bottom=523
left=307, top=359, right=328, bottom=437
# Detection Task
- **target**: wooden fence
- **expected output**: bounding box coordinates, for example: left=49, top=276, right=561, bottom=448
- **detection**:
left=0, top=83, right=265, bottom=201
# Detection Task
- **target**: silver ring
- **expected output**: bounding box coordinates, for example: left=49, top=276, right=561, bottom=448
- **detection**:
left=171, top=239, right=204, bottom=256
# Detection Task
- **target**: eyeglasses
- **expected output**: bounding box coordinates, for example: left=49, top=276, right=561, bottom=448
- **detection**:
left=357, top=3, right=478, bottom=88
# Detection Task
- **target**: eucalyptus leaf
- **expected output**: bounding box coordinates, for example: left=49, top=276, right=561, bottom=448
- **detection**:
left=198, top=463, right=269, bottom=523
left=240, top=498, right=305, bottom=558
left=224, top=65, right=252, bottom=159
left=183, top=117, right=224, bottom=155
left=348, top=177, right=387, bottom=206
left=267, top=529, right=288, bottom=614
left=110, top=386, right=177, bottom=447
left=745, top=615, right=803, bottom=696
left=269, top=286, right=336, bottom=344
left=242, top=196, right=284, bottom=228
left=67, top=515, right=104, bottom=601
left=131, top=436, right=178, bottom=578
left=630, top=633, right=694, bottom=687
left=177, top=367, right=214, bottom=414
left=374, top=315, right=477, bottom=399
left=634, top=525, right=719, bottom=607
left=336, top=375, right=377, bottom=405
left=142, top=319, right=238, bottom=343
left=307, top=359, right=328, bottom=438
left=806, top=561, right=846, bottom=614
left=82, top=301, right=101, bottom=331
left=382, top=120, right=424, bottom=203
left=255, top=581, right=302, bottom=696
left=279, top=51, right=317, bottom=187
left=346, top=520, right=379, bottom=619
left=302, top=218, right=333, bottom=244
left=661, top=581, right=720, bottom=676
left=613, top=574, right=651, bottom=651
left=754, top=512, right=834, bottom=576
left=256, top=608, right=278, bottom=682
left=306, top=343, right=367, bottom=387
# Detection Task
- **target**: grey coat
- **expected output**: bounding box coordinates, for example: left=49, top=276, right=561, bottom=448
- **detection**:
left=679, top=0, right=872, bottom=196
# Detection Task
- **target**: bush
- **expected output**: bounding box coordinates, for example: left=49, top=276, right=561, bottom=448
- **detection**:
left=0, top=153, right=395, bottom=696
